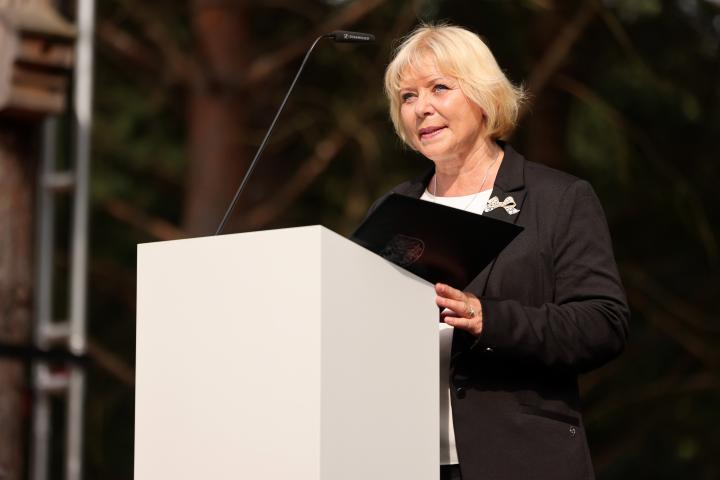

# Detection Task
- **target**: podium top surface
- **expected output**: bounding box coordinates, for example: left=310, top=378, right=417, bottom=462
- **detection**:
left=138, top=224, right=332, bottom=248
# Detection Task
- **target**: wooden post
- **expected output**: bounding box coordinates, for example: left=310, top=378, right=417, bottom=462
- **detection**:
left=0, top=119, right=37, bottom=480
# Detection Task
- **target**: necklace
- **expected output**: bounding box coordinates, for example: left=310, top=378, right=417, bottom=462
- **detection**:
left=432, top=149, right=500, bottom=210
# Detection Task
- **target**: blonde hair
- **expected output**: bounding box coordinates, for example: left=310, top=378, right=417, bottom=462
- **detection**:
left=384, top=24, right=526, bottom=145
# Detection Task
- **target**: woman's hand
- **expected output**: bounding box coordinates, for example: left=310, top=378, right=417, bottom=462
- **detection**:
left=435, top=283, right=483, bottom=336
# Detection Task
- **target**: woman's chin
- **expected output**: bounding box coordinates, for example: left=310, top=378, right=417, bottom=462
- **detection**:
left=417, top=143, right=452, bottom=161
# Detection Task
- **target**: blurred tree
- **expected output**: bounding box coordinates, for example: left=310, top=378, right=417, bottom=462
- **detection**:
left=184, top=0, right=252, bottom=236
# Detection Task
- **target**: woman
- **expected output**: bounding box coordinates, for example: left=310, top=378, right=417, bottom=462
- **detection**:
left=379, top=25, right=630, bottom=480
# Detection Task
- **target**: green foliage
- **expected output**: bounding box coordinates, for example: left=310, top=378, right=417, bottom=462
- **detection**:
left=613, top=0, right=663, bottom=21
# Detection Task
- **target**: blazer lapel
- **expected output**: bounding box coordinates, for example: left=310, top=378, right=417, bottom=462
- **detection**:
left=449, top=144, right=528, bottom=359
left=464, top=144, right=527, bottom=296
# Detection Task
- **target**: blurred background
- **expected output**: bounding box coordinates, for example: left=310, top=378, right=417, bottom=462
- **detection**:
left=1, top=0, right=719, bottom=479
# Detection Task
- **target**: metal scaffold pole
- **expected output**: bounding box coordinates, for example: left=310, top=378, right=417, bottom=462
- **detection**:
left=30, top=0, right=95, bottom=479
left=66, top=0, right=95, bottom=478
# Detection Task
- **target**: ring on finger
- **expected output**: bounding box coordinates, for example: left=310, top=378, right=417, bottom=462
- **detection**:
left=465, top=303, right=476, bottom=319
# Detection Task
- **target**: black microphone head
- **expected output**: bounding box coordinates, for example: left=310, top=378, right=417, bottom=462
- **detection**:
left=327, top=30, right=375, bottom=43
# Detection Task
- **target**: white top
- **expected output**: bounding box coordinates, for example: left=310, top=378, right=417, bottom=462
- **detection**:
left=419, top=188, right=492, bottom=465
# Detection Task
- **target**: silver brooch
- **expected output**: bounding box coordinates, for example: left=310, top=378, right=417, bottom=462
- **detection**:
left=484, top=196, right=520, bottom=215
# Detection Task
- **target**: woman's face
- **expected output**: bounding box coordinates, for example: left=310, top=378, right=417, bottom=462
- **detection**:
left=398, top=58, right=486, bottom=164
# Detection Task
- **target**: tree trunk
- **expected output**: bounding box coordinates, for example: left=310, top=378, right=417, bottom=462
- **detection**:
left=0, top=120, right=36, bottom=480
left=184, top=1, right=252, bottom=236
left=523, top=1, right=591, bottom=170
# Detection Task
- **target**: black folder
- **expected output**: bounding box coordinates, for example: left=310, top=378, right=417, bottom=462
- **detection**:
left=351, top=193, right=523, bottom=288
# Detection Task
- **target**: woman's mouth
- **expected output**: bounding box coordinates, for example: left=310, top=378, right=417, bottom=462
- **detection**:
left=418, top=126, right=446, bottom=140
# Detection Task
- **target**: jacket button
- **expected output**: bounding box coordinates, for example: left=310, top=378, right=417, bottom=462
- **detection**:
left=455, top=386, right=466, bottom=399
left=569, top=427, right=576, bottom=438
left=485, top=347, right=494, bottom=353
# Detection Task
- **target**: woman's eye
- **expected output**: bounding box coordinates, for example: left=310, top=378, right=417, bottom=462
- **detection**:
left=401, top=92, right=415, bottom=102
left=433, top=84, right=449, bottom=92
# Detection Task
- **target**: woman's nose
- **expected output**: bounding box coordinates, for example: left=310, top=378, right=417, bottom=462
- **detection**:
left=414, top=92, right=434, bottom=117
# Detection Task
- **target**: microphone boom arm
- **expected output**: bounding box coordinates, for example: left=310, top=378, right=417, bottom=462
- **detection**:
left=214, top=34, right=327, bottom=236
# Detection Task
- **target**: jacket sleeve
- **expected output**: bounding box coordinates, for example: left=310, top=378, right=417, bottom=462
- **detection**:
left=473, top=180, right=630, bottom=373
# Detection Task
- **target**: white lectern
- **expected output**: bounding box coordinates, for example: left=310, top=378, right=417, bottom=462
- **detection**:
left=135, top=226, right=438, bottom=480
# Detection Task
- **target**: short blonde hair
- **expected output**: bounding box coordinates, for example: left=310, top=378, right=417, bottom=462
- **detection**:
left=384, top=24, right=525, bottom=145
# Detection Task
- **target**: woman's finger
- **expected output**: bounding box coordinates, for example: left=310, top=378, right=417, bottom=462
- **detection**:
left=442, top=315, right=464, bottom=326
left=440, top=308, right=461, bottom=320
left=435, top=283, right=466, bottom=301
left=436, top=295, right=470, bottom=316
left=443, top=315, right=472, bottom=331
left=443, top=314, right=483, bottom=336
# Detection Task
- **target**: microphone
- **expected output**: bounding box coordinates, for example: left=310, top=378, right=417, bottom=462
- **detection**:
left=326, top=30, right=376, bottom=43
left=214, top=31, right=375, bottom=236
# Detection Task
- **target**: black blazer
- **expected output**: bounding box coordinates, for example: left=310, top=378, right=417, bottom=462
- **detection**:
left=380, top=144, right=630, bottom=480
